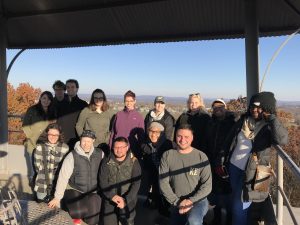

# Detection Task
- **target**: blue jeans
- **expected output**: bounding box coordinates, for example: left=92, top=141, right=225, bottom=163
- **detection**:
left=229, top=163, right=251, bottom=225
left=170, top=198, right=208, bottom=225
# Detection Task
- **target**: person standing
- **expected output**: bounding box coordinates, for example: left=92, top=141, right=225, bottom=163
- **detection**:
left=109, top=90, right=145, bottom=159
left=48, top=130, right=103, bottom=225
left=22, top=91, right=56, bottom=178
left=174, top=93, right=210, bottom=153
left=57, top=79, right=87, bottom=149
left=144, top=96, right=175, bottom=140
left=76, top=89, right=112, bottom=151
left=159, top=124, right=212, bottom=225
left=52, top=80, right=67, bottom=116
left=99, top=137, right=141, bottom=225
left=206, top=99, right=237, bottom=225
left=33, top=123, right=69, bottom=203
left=216, top=92, right=288, bottom=225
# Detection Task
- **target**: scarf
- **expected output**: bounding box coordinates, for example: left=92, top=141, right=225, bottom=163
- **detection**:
left=241, top=117, right=266, bottom=140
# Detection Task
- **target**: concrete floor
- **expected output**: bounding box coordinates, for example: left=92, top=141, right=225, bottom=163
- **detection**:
left=1, top=145, right=299, bottom=225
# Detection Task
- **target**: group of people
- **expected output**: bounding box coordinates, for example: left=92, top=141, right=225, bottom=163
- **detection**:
left=21, top=79, right=288, bottom=225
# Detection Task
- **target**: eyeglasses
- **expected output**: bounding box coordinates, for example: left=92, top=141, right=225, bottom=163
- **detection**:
left=149, top=130, right=161, bottom=135
left=48, top=134, right=59, bottom=137
left=114, top=145, right=128, bottom=150
left=189, top=93, right=200, bottom=97
left=250, top=105, right=263, bottom=111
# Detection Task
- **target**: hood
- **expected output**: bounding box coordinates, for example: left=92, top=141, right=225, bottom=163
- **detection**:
left=74, top=141, right=95, bottom=159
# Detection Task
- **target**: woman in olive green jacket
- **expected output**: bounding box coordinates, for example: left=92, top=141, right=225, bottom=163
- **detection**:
left=76, top=89, right=112, bottom=150
left=22, top=91, right=57, bottom=155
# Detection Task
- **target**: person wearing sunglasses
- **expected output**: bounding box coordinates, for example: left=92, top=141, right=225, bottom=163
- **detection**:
left=206, top=99, right=237, bottom=225
left=76, top=89, right=112, bottom=153
left=216, top=92, right=288, bottom=225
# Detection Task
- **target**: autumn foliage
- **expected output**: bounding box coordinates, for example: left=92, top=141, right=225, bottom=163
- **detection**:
left=8, top=82, right=41, bottom=144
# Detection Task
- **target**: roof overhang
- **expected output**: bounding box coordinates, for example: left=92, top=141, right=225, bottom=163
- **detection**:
left=1, top=0, right=300, bottom=49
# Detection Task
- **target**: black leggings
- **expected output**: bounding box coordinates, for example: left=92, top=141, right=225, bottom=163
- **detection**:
left=63, top=189, right=101, bottom=225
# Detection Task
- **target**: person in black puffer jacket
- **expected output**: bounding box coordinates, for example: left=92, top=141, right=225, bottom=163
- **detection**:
left=206, top=99, right=237, bottom=225
left=174, top=93, right=211, bottom=154
left=142, top=122, right=175, bottom=215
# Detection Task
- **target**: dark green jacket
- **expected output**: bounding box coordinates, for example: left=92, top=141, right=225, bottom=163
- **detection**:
left=99, top=152, right=141, bottom=205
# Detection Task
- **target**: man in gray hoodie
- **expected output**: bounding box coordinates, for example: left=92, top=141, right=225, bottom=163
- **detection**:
left=48, top=130, right=103, bottom=225
left=159, top=124, right=212, bottom=225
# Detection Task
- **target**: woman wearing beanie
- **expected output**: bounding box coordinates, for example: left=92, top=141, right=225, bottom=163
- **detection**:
left=215, top=91, right=288, bottom=225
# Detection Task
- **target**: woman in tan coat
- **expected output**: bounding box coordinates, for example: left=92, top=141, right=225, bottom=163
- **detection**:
left=22, top=91, right=56, bottom=177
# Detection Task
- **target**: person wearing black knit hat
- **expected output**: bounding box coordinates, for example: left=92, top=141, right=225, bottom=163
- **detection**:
left=249, top=91, right=277, bottom=115
left=215, top=92, right=288, bottom=225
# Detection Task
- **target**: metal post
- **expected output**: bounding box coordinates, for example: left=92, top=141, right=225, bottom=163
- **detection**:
left=277, top=154, right=283, bottom=225
left=0, top=17, right=8, bottom=174
left=244, top=0, right=260, bottom=103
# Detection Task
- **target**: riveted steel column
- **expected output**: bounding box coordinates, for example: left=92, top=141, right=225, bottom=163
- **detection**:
left=244, top=0, right=259, bottom=103
left=0, top=17, right=8, bottom=174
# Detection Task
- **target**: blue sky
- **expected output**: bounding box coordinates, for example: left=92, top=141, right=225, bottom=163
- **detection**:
left=7, top=35, right=300, bottom=101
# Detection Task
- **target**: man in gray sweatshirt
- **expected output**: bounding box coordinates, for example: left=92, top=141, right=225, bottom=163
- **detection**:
left=159, top=124, right=212, bottom=225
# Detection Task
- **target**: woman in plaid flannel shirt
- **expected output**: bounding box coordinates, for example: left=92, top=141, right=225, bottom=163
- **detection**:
left=33, top=123, right=69, bottom=202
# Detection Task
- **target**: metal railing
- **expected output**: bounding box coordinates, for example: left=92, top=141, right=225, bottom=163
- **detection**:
left=8, top=114, right=23, bottom=133
left=275, top=144, right=300, bottom=225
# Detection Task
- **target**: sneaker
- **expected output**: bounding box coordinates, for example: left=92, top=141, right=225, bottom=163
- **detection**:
left=73, top=219, right=82, bottom=225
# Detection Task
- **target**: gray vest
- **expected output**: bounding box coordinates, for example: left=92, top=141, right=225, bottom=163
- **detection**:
left=69, top=148, right=102, bottom=193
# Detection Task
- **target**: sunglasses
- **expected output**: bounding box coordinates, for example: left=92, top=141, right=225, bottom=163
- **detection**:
left=94, top=97, right=104, bottom=100
left=189, top=93, right=200, bottom=97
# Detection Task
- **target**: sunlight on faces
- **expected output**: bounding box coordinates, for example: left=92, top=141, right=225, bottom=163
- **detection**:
left=40, top=94, right=51, bottom=108
left=47, top=128, right=60, bottom=144
left=148, top=128, right=161, bottom=143
left=154, top=102, right=165, bottom=114
left=80, top=137, right=95, bottom=153
left=176, top=129, right=193, bottom=151
left=66, top=82, right=78, bottom=97
left=124, top=96, right=136, bottom=110
left=113, top=141, right=129, bottom=160
left=188, top=96, right=202, bottom=111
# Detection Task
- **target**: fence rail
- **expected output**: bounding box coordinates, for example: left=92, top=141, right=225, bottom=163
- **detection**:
left=275, top=144, right=300, bottom=225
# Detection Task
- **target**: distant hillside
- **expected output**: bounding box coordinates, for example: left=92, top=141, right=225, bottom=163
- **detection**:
left=78, top=94, right=300, bottom=107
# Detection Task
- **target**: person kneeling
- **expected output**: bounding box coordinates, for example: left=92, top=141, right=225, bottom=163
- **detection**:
left=48, top=130, right=103, bottom=225
left=99, top=137, right=142, bottom=225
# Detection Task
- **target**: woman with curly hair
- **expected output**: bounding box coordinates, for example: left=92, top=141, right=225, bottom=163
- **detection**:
left=33, top=123, right=69, bottom=203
